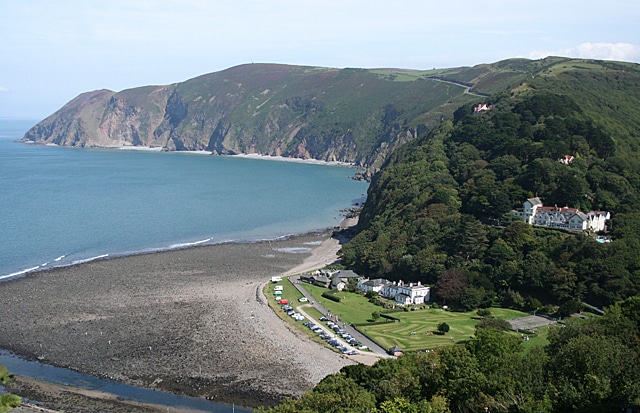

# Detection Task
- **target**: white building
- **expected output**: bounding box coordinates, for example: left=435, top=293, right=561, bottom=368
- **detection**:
left=359, top=278, right=431, bottom=305
left=512, top=197, right=610, bottom=232
left=357, top=278, right=391, bottom=294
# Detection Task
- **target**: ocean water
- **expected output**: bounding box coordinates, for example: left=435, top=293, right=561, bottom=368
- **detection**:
left=0, top=119, right=368, bottom=280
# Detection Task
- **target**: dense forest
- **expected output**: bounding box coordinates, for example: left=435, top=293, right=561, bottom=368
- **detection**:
left=341, top=81, right=640, bottom=311
left=260, top=60, right=640, bottom=412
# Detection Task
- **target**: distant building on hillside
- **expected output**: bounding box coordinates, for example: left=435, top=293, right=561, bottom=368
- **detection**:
left=511, top=197, right=610, bottom=232
left=473, top=103, right=491, bottom=114
left=559, top=155, right=575, bottom=165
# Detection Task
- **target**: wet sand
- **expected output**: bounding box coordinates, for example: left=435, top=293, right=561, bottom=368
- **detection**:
left=0, top=226, right=357, bottom=410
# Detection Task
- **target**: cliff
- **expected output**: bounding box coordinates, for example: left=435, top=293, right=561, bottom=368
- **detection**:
left=23, top=59, right=582, bottom=172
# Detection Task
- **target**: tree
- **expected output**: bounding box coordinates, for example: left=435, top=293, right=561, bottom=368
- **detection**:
left=0, top=366, right=21, bottom=413
left=437, top=322, right=450, bottom=334
left=372, top=311, right=381, bottom=321
left=476, top=308, right=492, bottom=318
left=434, top=268, right=468, bottom=305
left=0, top=395, right=22, bottom=413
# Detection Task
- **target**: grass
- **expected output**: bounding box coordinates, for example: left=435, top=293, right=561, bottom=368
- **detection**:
left=303, top=284, right=376, bottom=324
left=360, top=307, right=530, bottom=352
left=272, top=280, right=556, bottom=353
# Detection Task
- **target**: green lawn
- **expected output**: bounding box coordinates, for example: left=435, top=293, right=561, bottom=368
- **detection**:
left=279, top=280, right=553, bottom=352
left=303, top=284, right=376, bottom=324
left=360, top=307, right=530, bottom=351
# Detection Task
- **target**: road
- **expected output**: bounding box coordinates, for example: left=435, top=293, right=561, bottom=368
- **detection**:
left=290, top=276, right=392, bottom=361
left=424, top=76, right=488, bottom=98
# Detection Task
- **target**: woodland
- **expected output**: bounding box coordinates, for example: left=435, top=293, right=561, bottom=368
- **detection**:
left=264, top=62, right=640, bottom=412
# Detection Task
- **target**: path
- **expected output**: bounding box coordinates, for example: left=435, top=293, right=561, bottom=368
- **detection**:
left=290, top=276, right=391, bottom=360
left=425, top=76, right=488, bottom=98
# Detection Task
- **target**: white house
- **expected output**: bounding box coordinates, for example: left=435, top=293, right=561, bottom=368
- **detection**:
left=512, top=197, right=610, bottom=232
left=396, top=281, right=430, bottom=305
left=357, top=278, right=390, bottom=294
left=359, top=278, right=431, bottom=305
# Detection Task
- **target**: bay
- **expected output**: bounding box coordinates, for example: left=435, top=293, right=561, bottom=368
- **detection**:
left=0, top=119, right=368, bottom=280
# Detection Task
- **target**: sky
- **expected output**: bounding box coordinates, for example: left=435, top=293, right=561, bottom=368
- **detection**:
left=1, top=1, right=639, bottom=120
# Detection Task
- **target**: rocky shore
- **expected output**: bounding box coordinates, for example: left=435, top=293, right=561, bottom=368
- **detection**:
left=0, top=229, right=356, bottom=411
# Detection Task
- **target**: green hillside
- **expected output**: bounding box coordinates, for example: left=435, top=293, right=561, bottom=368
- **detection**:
left=341, top=58, right=640, bottom=310
left=23, top=58, right=583, bottom=173
left=263, top=57, right=640, bottom=413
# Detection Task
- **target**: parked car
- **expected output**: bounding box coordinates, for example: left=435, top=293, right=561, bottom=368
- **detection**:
left=298, top=297, right=308, bottom=302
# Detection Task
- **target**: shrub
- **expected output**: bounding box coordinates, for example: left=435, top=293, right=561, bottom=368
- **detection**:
left=437, top=322, right=450, bottom=334
left=322, top=292, right=341, bottom=302
left=477, top=308, right=492, bottom=317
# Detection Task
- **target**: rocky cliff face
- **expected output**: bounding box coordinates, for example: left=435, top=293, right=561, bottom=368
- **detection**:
left=22, top=62, right=517, bottom=171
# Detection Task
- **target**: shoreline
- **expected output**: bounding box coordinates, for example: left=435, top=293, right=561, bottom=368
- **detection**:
left=0, top=220, right=358, bottom=411
left=22, top=140, right=359, bottom=169
left=0, top=226, right=343, bottom=283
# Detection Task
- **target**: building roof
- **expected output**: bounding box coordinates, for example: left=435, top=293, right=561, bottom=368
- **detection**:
left=363, top=278, right=388, bottom=287
left=526, top=197, right=543, bottom=206
left=336, top=270, right=360, bottom=278
left=331, top=278, right=346, bottom=288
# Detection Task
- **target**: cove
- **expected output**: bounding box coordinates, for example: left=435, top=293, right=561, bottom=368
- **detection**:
left=0, top=350, right=251, bottom=412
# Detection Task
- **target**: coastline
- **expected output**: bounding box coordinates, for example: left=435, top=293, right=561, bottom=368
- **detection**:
left=0, top=222, right=358, bottom=411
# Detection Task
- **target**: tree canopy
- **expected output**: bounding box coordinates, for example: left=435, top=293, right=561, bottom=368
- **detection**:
left=341, top=87, right=640, bottom=310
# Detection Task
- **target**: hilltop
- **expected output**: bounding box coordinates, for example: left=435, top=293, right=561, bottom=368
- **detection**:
left=22, top=58, right=600, bottom=174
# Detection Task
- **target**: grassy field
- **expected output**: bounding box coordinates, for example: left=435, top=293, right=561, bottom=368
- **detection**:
left=303, top=283, right=377, bottom=324
left=266, top=278, right=555, bottom=352
left=297, top=282, right=552, bottom=352
left=359, top=307, right=532, bottom=351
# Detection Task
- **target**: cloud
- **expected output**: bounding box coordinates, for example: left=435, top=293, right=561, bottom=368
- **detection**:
left=0, top=86, right=9, bottom=93
left=528, top=42, right=640, bottom=63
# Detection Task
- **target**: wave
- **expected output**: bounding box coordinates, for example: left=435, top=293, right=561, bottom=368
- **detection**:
left=71, top=254, right=109, bottom=265
left=168, top=238, right=213, bottom=249
left=1, top=229, right=328, bottom=282
left=0, top=266, right=41, bottom=281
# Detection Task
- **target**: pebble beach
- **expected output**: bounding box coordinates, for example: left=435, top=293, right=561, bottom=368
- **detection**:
left=0, top=227, right=357, bottom=411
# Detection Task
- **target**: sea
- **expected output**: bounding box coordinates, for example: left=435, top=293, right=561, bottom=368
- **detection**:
left=0, top=118, right=368, bottom=281
left=0, top=118, right=368, bottom=411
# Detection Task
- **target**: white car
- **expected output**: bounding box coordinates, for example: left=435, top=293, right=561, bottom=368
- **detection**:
left=298, top=297, right=308, bottom=302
